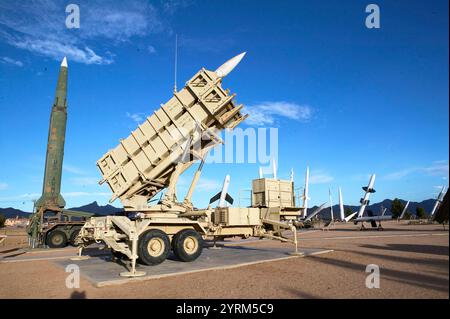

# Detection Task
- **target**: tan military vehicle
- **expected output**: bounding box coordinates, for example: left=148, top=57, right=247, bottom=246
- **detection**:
left=76, top=53, right=304, bottom=277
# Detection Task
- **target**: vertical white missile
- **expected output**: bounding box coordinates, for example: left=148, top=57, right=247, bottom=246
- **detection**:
left=272, top=159, right=277, bottom=180
left=430, top=186, right=445, bottom=217
left=215, top=52, right=246, bottom=78
left=357, top=174, right=376, bottom=218
left=329, top=188, right=334, bottom=221
left=338, top=187, right=345, bottom=221
left=399, top=200, right=410, bottom=219
left=259, top=167, right=263, bottom=178
left=290, top=168, right=294, bottom=183
left=381, top=207, right=387, bottom=216
left=218, top=175, right=231, bottom=207
left=302, top=166, right=310, bottom=218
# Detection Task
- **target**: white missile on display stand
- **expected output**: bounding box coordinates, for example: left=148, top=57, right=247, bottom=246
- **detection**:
left=329, top=188, right=334, bottom=221
left=272, top=159, right=277, bottom=180
left=430, top=186, right=446, bottom=217
left=218, top=175, right=231, bottom=207
left=338, top=187, right=345, bottom=222
left=344, top=212, right=358, bottom=222
left=357, top=174, right=376, bottom=218
left=304, top=202, right=327, bottom=222
left=302, top=166, right=310, bottom=218
left=209, top=174, right=234, bottom=207
left=399, top=201, right=410, bottom=219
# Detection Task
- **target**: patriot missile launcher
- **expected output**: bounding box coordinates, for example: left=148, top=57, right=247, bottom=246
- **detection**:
left=27, top=57, right=93, bottom=249
left=76, top=53, right=303, bottom=277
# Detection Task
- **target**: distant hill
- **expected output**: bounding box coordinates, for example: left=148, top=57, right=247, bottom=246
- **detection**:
left=0, top=201, right=122, bottom=218
left=0, top=198, right=437, bottom=220
left=312, top=198, right=437, bottom=220
left=68, top=201, right=123, bottom=216
left=0, top=207, right=32, bottom=219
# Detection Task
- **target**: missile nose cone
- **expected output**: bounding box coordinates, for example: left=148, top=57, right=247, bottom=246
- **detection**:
left=215, top=52, right=246, bottom=78
left=61, top=56, right=68, bottom=68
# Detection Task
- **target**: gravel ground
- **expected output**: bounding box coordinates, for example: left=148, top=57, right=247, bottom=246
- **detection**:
left=0, top=221, right=448, bottom=299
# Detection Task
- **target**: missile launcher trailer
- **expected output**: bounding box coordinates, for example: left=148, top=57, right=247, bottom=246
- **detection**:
left=76, top=53, right=302, bottom=277
left=27, top=57, right=94, bottom=249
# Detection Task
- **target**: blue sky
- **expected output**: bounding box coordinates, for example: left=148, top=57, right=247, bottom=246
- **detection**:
left=0, top=0, right=448, bottom=212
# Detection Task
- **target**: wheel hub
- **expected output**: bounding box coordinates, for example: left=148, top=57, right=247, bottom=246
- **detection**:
left=147, top=238, right=164, bottom=257
left=183, top=236, right=198, bottom=254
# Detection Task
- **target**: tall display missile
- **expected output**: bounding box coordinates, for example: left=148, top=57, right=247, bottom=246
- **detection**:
left=399, top=200, right=410, bottom=219
left=35, top=57, right=68, bottom=211
left=339, top=187, right=345, bottom=221
left=272, top=159, right=277, bottom=179
left=329, top=188, right=334, bottom=221
left=430, top=186, right=446, bottom=217
left=302, top=166, right=310, bottom=218
left=215, top=52, right=246, bottom=78
left=357, top=174, right=376, bottom=218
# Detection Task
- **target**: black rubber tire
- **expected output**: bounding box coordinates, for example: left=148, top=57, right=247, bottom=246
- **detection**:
left=173, top=229, right=203, bottom=262
left=138, top=229, right=170, bottom=265
left=69, top=229, right=80, bottom=246
left=46, top=230, right=68, bottom=248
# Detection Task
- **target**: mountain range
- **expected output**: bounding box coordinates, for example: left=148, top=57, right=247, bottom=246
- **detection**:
left=312, top=198, right=436, bottom=220
left=0, top=201, right=121, bottom=219
left=0, top=199, right=436, bottom=219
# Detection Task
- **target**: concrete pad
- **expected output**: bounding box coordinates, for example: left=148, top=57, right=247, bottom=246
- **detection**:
left=0, top=247, right=108, bottom=263
left=55, top=246, right=333, bottom=287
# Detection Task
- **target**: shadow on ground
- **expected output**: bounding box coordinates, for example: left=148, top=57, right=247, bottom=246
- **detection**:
left=308, top=255, right=449, bottom=293
left=359, top=244, right=449, bottom=256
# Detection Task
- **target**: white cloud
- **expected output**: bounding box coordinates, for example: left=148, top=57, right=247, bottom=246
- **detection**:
left=196, top=178, right=221, bottom=192
left=126, top=112, right=146, bottom=123
left=63, top=164, right=86, bottom=175
left=70, top=177, right=99, bottom=186
left=11, top=38, right=112, bottom=65
left=0, top=182, right=8, bottom=190
left=383, top=168, right=415, bottom=181
left=384, top=160, right=449, bottom=181
left=147, top=45, right=156, bottom=54
left=1, top=56, right=23, bottom=67
left=309, top=170, right=333, bottom=184
left=63, top=191, right=110, bottom=198
left=0, top=1, right=176, bottom=65
left=244, top=102, right=313, bottom=126
left=0, top=193, right=40, bottom=202
left=423, top=160, right=449, bottom=177
left=162, top=0, right=192, bottom=15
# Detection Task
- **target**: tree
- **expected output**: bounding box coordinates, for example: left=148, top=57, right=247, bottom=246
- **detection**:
left=403, top=211, right=412, bottom=220
left=416, top=206, right=426, bottom=219
left=391, top=198, right=404, bottom=219
left=0, top=213, right=5, bottom=228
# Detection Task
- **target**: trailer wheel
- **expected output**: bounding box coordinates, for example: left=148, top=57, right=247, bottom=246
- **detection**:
left=173, top=229, right=203, bottom=262
left=138, top=229, right=170, bottom=265
left=46, top=230, right=68, bottom=248
left=69, top=229, right=80, bottom=246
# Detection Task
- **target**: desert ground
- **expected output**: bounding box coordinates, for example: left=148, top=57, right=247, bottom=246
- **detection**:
left=0, top=221, right=448, bottom=299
